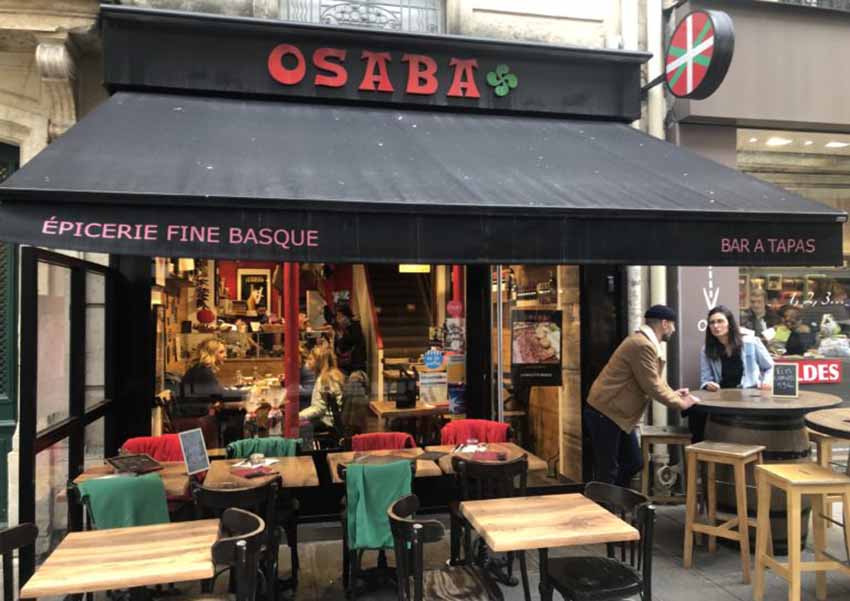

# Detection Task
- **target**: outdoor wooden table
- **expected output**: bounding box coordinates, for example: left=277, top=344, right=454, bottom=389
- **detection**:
left=19, top=519, right=219, bottom=598
left=425, top=442, right=548, bottom=474
left=326, top=448, right=443, bottom=484
left=460, top=493, right=639, bottom=601
left=205, top=457, right=319, bottom=489
left=693, top=388, right=842, bottom=553
left=74, top=461, right=190, bottom=498
left=805, top=407, right=850, bottom=440
left=369, top=400, right=448, bottom=431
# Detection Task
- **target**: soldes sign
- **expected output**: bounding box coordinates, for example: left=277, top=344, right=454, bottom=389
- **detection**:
left=797, top=359, right=842, bottom=384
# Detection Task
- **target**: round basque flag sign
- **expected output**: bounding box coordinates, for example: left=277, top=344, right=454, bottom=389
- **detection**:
left=665, top=10, right=734, bottom=100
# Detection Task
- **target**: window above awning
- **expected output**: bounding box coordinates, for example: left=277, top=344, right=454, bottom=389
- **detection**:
left=0, top=91, right=844, bottom=266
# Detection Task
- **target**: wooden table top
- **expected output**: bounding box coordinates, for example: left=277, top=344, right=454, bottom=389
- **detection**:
left=205, top=457, right=319, bottom=489
left=74, top=462, right=190, bottom=498
left=692, top=389, right=842, bottom=416
left=460, top=493, right=639, bottom=553
left=20, top=519, right=219, bottom=598
left=327, top=448, right=443, bottom=484
left=805, top=408, right=850, bottom=440
left=425, top=443, right=548, bottom=474
left=369, top=400, right=449, bottom=419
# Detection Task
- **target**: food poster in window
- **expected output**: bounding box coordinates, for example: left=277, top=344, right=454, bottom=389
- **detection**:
left=510, top=309, right=562, bottom=386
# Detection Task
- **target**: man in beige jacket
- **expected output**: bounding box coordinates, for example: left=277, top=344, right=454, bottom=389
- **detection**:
left=585, top=304, right=699, bottom=486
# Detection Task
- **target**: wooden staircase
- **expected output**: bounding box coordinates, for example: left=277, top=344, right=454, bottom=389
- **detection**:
left=367, top=264, right=431, bottom=362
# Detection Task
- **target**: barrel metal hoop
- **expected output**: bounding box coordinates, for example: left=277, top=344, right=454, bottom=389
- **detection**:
left=709, top=415, right=805, bottom=431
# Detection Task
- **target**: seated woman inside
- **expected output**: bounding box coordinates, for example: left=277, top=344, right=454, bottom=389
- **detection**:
left=299, top=345, right=346, bottom=432
left=690, top=305, right=774, bottom=441
left=180, top=338, right=227, bottom=401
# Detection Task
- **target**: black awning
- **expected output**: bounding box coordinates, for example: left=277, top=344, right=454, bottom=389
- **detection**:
left=0, top=92, right=844, bottom=265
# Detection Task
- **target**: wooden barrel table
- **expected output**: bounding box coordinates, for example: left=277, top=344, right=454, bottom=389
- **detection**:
left=694, top=389, right=842, bottom=555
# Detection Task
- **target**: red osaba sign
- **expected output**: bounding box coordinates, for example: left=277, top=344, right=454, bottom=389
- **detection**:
left=796, top=359, right=842, bottom=384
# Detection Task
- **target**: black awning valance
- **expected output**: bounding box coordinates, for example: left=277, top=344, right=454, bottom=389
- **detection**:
left=0, top=92, right=844, bottom=265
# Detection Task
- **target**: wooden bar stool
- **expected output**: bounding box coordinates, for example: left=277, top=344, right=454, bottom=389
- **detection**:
left=683, top=440, right=766, bottom=584
left=639, top=424, right=692, bottom=503
left=753, top=463, right=850, bottom=601
left=808, top=429, right=845, bottom=528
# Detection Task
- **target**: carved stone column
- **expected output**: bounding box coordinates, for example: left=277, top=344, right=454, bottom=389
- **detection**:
left=35, top=38, right=78, bottom=142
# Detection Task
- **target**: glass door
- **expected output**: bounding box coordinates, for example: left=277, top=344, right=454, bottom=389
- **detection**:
left=17, top=248, right=118, bottom=584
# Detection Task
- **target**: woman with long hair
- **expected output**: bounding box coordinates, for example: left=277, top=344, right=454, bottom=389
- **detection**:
left=690, top=305, right=774, bottom=442
left=299, top=345, right=346, bottom=430
left=701, top=305, right=774, bottom=392
left=180, top=338, right=227, bottom=399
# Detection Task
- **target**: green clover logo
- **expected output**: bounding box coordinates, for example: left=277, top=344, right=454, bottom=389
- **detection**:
left=486, top=64, right=518, bottom=97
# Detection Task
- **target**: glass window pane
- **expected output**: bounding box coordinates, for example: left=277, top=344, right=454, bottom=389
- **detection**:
left=86, top=272, right=106, bottom=409
left=37, top=262, right=71, bottom=432
left=35, top=442, right=69, bottom=566
left=85, top=418, right=105, bottom=471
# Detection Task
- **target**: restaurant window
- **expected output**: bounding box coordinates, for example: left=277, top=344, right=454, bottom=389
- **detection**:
left=18, top=249, right=117, bottom=582
left=279, top=0, right=444, bottom=33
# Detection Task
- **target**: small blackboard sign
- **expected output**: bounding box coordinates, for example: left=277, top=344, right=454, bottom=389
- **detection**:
left=179, top=428, right=210, bottom=475
left=772, top=363, right=799, bottom=398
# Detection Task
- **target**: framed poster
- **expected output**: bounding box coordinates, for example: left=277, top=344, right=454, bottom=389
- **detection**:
left=237, top=268, right=271, bottom=313
left=510, top=309, right=562, bottom=386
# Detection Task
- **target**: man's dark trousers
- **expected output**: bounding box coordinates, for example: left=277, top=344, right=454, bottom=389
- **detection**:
left=583, top=405, right=643, bottom=487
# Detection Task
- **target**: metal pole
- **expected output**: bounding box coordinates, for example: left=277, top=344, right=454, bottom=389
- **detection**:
left=496, top=264, right=504, bottom=423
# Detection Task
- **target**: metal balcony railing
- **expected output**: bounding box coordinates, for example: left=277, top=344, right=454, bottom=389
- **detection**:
left=280, top=0, right=444, bottom=33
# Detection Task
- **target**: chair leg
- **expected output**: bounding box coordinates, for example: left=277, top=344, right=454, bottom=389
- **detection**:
left=449, top=513, right=461, bottom=565
left=812, top=493, right=828, bottom=601
left=285, top=519, right=299, bottom=589
left=707, top=461, right=717, bottom=554
left=734, top=461, right=751, bottom=584
left=641, top=439, right=651, bottom=497
left=518, top=551, right=531, bottom=601
left=787, top=490, right=802, bottom=601
left=683, top=451, right=697, bottom=569
left=753, top=471, right=770, bottom=601
left=342, top=529, right=350, bottom=591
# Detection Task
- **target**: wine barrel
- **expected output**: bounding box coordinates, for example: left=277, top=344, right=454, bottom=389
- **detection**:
left=704, top=414, right=811, bottom=555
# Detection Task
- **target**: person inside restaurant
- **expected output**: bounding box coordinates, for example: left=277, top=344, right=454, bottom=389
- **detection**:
left=774, top=304, right=813, bottom=356
left=299, top=345, right=345, bottom=432
left=334, top=304, right=367, bottom=375
left=739, top=288, right=779, bottom=341
left=179, top=337, right=226, bottom=400
left=693, top=305, right=774, bottom=441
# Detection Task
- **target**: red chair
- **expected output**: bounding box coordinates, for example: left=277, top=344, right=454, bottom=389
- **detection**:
left=440, top=419, right=509, bottom=445
left=351, top=432, right=415, bottom=452
left=122, top=434, right=184, bottom=462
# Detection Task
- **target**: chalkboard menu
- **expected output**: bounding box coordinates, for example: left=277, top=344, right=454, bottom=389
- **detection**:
left=179, top=428, right=210, bottom=475
left=772, top=363, right=800, bottom=398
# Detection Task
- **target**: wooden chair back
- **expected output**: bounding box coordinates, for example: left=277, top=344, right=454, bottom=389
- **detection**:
left=387, top=495, right=444, bottom=601
left=452, top=454, right=528, bottom=501
left=192, top=477, right=281, bottom=550
left=584, top=481, right=655, bottom=593
left=213, top=508, right=266, bottom=601
left=1, top=523, right=37, bottom=601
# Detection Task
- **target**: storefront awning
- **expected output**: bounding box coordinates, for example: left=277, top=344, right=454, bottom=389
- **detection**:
left=0, top=91, right=844, bottom=265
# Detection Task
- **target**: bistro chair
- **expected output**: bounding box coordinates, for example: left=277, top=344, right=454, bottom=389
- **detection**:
left=440, top=419, right=510, bottom=445
left=388, top=494, right=498, bottom=601
left=1, top=523, right=37, bottom=601
left=449, top=455, right=530, bottom=601
left=351, top=432, right=415, bottom=452
left=73, top=472, right=170, bottom=530
left=338, top=459, right=415, bottom=600
left=180, top=507, right=267, bottom=601
left=192, top=477, right=295, bottom=600
left=541, top=482, right=654, bottom=601
left=225, top=434, right=301, bottom=586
